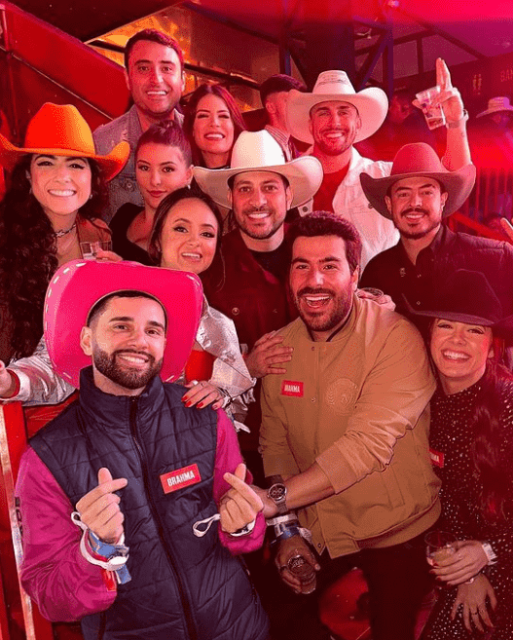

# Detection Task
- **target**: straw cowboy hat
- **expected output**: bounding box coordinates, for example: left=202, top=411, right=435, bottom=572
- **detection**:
left=405, top=269, right=513, bottom=340
left=477, top=96, right=513, bottom=119
left=193, top=129, right=323, bottom=209
left=0, top=103, right=129, bottom=181
left=44, top=260, right=204, bottom=388
left=286, top=70, right=389, bottom=144
left=360, top=143, right=476, bottom=220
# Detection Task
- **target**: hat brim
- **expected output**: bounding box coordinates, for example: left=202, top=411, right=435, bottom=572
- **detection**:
left=286, top=87, right=389, bottom=144
left=403, top=299, right=513, bottom=341
left=193, top=155, right=323, bottom=210
left=477, top=107, right=513, bottom=118
left=360, top=164, right=476, bottom=220
left=0, top=133, right=130, bottom=182
left=44, top=260, right=204, bottom=389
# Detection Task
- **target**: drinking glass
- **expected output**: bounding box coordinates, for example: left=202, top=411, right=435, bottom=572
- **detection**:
left=415, top=86, right=446, bottom=130
left=425, top=530, right=456, bottom=566
left=80, top=240, right=112, bottom=260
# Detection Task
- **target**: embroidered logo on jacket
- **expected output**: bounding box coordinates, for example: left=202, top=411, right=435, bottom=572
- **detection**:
left=160, top=464, right=201, bottom=494
left=281, top=380, right=304, bottom=397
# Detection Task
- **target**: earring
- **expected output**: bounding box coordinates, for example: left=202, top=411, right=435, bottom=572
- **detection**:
left=89, top=193, right=93, bottom=200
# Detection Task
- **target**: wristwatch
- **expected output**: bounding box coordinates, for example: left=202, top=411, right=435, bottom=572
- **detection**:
left=267, top=483, right=288, bottom=515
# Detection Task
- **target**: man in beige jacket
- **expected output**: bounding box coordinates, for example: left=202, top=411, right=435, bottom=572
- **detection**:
left=257, top=212, right=440, bottom=640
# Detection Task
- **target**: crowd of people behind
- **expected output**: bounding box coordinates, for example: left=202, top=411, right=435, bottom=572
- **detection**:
left=1, top=26, right=513, bottom=640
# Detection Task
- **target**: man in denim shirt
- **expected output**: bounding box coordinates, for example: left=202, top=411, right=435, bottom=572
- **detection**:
left=94, top=29, right=184, bottom=222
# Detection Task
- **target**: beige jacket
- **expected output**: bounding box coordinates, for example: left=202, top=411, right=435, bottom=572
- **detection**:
left=260, top=297, right=441, bottom=558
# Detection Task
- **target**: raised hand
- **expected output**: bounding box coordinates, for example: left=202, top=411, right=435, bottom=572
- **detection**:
left=76, top=467, right=127, bottom=544
left=219, top=463, right=263, bottom=533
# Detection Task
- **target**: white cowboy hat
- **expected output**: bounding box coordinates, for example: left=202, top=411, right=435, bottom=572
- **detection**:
left=193, top=130, right=323, bottom=209
left=286, top=70, right=389, bottom=144
left=477, top=96, right=513, bottom=118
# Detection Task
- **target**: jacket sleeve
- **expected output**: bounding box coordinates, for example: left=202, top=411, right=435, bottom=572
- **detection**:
left=315, top=319, right=436, bottom=493
left=214, top=410, right=265, bottom=554
left=15, top=447, right=116, bottom=622
left=7, top=337, right=76, bottom=405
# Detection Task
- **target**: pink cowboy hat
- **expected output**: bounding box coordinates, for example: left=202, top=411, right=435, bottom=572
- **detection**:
left=44, top=260, right=203, bottom=388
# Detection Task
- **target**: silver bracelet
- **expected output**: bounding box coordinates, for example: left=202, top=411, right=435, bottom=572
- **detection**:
left=446, top=109, right=469, bottom=129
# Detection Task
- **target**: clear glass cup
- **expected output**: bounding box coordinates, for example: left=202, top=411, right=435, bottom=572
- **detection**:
left=80, top=240, right=112, bottom=260
left=415, top=86, right=446, bottom=130
left=425, top=530, right=456, bottom=566
left=287, top=552, right=317, bottom=595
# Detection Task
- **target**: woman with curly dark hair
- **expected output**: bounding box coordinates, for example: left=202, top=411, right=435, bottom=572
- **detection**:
left=412, top=270, right=513, bottom=640
left=0, top=103, right=129, bottom=362
left=183, top=84, right=246, bottom=169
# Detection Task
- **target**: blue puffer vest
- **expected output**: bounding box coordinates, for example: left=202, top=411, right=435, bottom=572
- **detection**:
left=30, top=368, right=268, bottom=640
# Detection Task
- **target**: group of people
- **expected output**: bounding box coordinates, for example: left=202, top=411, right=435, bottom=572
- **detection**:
left=0, top=25, right=512, bottom=640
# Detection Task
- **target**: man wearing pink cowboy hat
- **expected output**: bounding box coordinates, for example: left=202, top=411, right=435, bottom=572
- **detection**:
left=287, top=59, right=472, bottom=269
left=360, top=142, right=513, bottom=338
left=15, top=260, right=269, bottom=640
left=94, top=29, right=185, bottom=222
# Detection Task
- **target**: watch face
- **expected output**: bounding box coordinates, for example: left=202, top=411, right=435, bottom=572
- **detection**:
left=268, top=484, right=286, bottom=503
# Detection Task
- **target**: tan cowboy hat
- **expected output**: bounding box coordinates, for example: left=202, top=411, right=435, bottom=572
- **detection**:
left=360, top=143, right=476, bottom=220
left=286, top=70, right=389, bottom=144
left=0, top=103, right=129, bottom=181
left=477, top=96, right=513, bottom=118
left=193, top=130, right=323, bottom=209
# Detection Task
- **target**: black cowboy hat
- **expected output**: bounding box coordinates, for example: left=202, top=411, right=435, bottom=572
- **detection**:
left=405, top=269, right=513, bottom=340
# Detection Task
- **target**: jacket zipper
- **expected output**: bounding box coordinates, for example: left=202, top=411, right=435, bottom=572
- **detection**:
left=129, top=397, right=198, bottom=640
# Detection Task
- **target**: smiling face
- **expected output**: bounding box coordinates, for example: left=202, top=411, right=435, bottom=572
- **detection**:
left=290, top=235, right=358, bottom=341
left=158, top=197, right=219, bottom=274
left=229, top=170, right=292, bottom=245
left=136, top=142, right=192, bottom=211
left=29, top=154, right=92, bottom=223
left=192, top=93, right=235, bottom=167
left=430, top=319, right=494, bottom=394
left=386, top=176, right=448, bottom=240
left=309, top=100, right=361, bottom=156
left=81, top=296, right=167, bottom=396
left=125, top=40, right=184, bottom=120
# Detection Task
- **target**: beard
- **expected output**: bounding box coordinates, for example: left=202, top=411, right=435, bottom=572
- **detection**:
left=294, top=286, right=353, bottom=334
left=398, top=208, right=441, bottom=240
left=93, top=347, right=163, bottom=390
left=314, top=128, right=356, bottom=157
left=236, top=206, right=285, bottom=240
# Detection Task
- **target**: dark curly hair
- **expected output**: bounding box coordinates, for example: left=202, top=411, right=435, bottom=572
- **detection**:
left=0, top=154, right=108, bottom=359
left=183, top=84, right=246, bottom=167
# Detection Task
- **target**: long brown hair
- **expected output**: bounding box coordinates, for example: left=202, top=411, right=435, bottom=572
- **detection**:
left=183, top=84, right=246, bottom=167
left=472, top=361, right=513, bottom=521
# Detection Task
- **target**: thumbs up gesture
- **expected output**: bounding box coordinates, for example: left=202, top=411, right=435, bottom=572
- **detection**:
left=76, top=468, right=128, bottom=544
left=219, top=463, right=264, bottom=534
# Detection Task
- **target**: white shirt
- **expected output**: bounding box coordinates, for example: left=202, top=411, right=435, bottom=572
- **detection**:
left=300, top=147, right=399, bottom=271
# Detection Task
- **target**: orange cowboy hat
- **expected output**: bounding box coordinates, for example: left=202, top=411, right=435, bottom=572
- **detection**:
left=0, top=103, right=129, bottom=181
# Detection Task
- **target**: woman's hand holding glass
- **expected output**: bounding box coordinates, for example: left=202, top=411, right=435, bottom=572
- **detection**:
left=430, top=540, right=489, bottom=586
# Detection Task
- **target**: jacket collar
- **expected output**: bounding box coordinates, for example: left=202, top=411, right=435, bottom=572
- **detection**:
left=78, top=366, right=166, bottom=431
